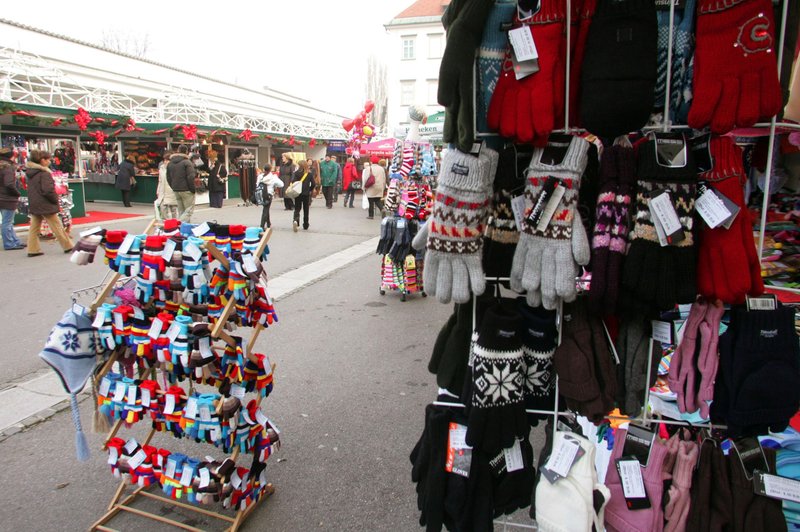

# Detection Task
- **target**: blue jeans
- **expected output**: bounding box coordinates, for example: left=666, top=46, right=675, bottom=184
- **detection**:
left=1, top=208, right=22, bottom=249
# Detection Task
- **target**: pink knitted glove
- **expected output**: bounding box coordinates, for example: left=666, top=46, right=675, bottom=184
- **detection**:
left=696, top=299, right=724, bottom=419
left=669, top=299, right=708, bottom=413
left=664, top=440, right=699, bottom=532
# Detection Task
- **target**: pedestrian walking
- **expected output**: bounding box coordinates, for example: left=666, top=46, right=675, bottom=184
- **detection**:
left=207, top=153, right=228, bottom=208
left=156, top=152, right=178, bottom=220
left=363, top=157, right=386, bottom=219
left=166, top=145, right=197, bottom=222
left=25, top=149, right=74, bottom=257
left=256, top=164, right=283, bottom=229
left=279, top=154, right=296, bottom=210
left=342, top=156, right=359, bottom=208
left=0, top=147, right=24, bottom=250
left=291, top=160, right=315, bottom=232
left=115, top=154, right=136, bottom=207
left=331, top=155, right=342, bottom=203
left=320, top=154, right=338, bottom=209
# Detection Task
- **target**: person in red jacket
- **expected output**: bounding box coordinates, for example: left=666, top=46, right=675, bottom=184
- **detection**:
left=341, top=157, right=360, bottom=208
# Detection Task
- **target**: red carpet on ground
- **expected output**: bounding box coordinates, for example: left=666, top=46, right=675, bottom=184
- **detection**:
left=16, top=210, right=145, bottom=227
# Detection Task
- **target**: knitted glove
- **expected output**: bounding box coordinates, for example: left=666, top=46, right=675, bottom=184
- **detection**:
left=588, top=144, right=635, bottom=314
left=463, top=303, right=528, bottom=454
left=487, top=1, right=568, bottom=145
left=518, top=300, right=557, bottom=424
left=140, top=235, right=166, bottom=281
left=102, top=230, right=127, bottom=271
left=615, top=316, right=656, bottom=416
left=409, top=403, right=453, bottom=531
left=687, top=440, right=733, bottom=530
left=510, top=135, right=590, bottom=310
left=668, top=299, right=708, bottom=415
left=697, top=136, right=764, bottom=304
left=580, top=0, right=658, bottom=138
left=414, top=148, right=497, bottom=304
left=567, top=0, right=597, bottom=125
left=117, top=234, right=143, bottom=277
left=655, top=0, right=696, bottom=122
left=384, top=178, right=400, bottom=213
left=688, top=0, right=782, bottom=133
left=664, top=440, right=699, bottom=532
left=483, top=145, right=525, bottom=281
left=696, top=298, right=724, bottom=419
left=621, top=137, right=698, bottom=312
left=476, top=0, right=515, bottom=134
left=728, top=447, right=788, bottom=532
left=229, top=225, right=246, bottom=252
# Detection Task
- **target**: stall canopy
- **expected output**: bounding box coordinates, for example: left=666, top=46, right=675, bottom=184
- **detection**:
left=361, top=138, right=397, bottom=157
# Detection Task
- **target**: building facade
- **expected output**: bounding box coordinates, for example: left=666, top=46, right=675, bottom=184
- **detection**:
left=383, top=0, right=450, bottom=138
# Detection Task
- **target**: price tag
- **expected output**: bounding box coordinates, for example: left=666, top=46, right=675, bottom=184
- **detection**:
left=209, top=426, right=220, bottom=442
left=123, top=439, right=139, bottom=454
left=535, top=184, right=566, bottom=233
left=199, top=467, right=210, bottom=488
left=184, top=397, right=198, bottom=419
left=141, top=387, right=151, bottom=407
left=92, top=311, right=106, bottom=329
left=127, top=448, right=147, bottom=470
left=162, top=238, right=176, bottom=261
left=118, top=234, right=136, bottom=256
left=165, top=458, right=177, bottom=479
left=192, top=222, right=210, bottom=237
left=543, top=436, right=580, bottom=479
left=622, top=425, right=655, bottom=467
left=617, top=458, right=649, bottom=504
left=746, top=295, right=777, bottom=311
left=148, top=317, right=164, bottom=340
left=99, top=376, right=112, bottom=397
left=504, top=439, right=524, bottom=473
left=230, top=384, right=246, bottom=400
left=508, top=26, right=538, bottom=62
left=72, top=303, right=87, bottom=318
left=199, top=405, right=212, bottom=422
left=242, top=254, right=258, bottom=274
left=80, top=226, right=103, bottom=238
left=113, top=312, right=125, bottom=331
left=164, top=394, right=176, bottom=415
left=264, top=416, right=281, bottom=434
left=695, top=183, right=732, bottom=229
left=230, top=470, right=242, bottom=489
left=112, top=382, right=126, bottom=403
left=651, top=320, right=673, bottom=345
left=179, top=466, right=194, bottom=487
left=648, top=190, right=685, bottom=245
left=107, top=446, right=119, bottom=465
left=132, top=306, right=144, bottom=320
left=449, top=424, right=469, bottom=450
left=755, top=471, right=800, bottom=504
left=445, top=422, right=472, bottom=478
left=199, top=336, right=213, bottom=359
left=510, top=195, right=527, bottom=231
left=166, top=322, right=182, bottom=343
left=183, top=242, right=202, bottom=261
left=126, top=385, right=137, bottom=406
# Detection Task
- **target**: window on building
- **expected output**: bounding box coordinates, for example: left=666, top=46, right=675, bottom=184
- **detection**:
left=400, top=80, right=416, bottom=106
left=402, top=36, right=416, bottom=60
left=427, top=80, right=438, bottom=105
left=428, top=33, right=444, bottom=59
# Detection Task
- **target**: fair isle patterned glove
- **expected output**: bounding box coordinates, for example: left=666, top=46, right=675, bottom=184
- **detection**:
left=464, top=303, right=529, bottom=455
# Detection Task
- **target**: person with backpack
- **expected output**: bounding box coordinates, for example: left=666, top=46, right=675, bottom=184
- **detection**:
left=255, top=164, right=283, bottom=229
left=166, top=145, right=197, bottom=222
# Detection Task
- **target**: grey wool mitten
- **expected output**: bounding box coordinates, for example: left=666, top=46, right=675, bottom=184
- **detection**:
left=413, top=147, right=498, bottom=304
left=510, top=135, right=591, bottom=310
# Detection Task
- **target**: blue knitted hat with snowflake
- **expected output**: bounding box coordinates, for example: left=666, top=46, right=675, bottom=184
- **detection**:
left=39, top=308, right=97, bottom=461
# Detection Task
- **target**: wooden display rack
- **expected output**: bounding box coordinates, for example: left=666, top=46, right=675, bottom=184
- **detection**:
left=85, top=222, right=276, bottom=531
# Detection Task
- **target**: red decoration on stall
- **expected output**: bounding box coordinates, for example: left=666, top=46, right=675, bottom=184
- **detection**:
left=289, top=136, right=296, bottom=146
left=9, top=110, right=36, bottom=117
left=309, top=138, right=317, bottom=148
left=89, top=130, right=107, bottom=145
left=110, top=128, right=123, bottom=137
left=74, top=108, right=92, bottom=130
left=125, top=118, right=137, bottom=131
left=238, top=129, right=254, bottom=142
left=110, top=119, right=119, bottom=127
left=181, top=124, right=198, bottom=140
left=151, top=128, right=169, bottom=135
left=94, top=117, right=106, bottom=124
left=51, top=118, right=63, bottom=127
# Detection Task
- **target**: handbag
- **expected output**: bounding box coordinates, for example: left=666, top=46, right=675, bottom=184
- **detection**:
left=285, top=172, right=308, bottom=199
left=364, top=168, right=376, bottom=190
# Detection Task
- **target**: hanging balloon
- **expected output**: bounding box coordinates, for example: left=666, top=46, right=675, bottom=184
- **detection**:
left=363, top=125, right=373, bottom=137
left=346, top=147, right=353, bottom=155
left=364, top=100, right=375, bottom=113
left=342, top=118, right=355, bottom=132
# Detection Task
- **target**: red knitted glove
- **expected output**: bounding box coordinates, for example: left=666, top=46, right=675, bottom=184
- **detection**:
left=487, top=0, right=567, bottom=145
left=687, top=0, right=782, bottom=133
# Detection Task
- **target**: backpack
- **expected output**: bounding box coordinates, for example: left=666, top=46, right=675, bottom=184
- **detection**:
left=253, top=182, right=268, bottom=206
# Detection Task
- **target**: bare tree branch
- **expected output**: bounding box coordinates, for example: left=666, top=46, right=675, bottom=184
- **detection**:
left=365, top=55, right=388, bottom=135
left=100, top=30, right=151, bottom=58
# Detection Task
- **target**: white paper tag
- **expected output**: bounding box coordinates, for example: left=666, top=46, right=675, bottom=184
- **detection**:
left=695, top=187, right=732, bottom=229
left=80, top=226, right=103, bottom=238
left=449, top=424, right=470, bottom=450
left=508, top=26, right=538, bottom=62
left=544, top=437, right=580, bottom=478
left=618, top=459, right=647, bottom=499
left=113, top=312, right=125, bottom=331
left=99, top=376, right=112, bottom=397
left=192, top=222, right=211, bottom=237
left=108, top=446, right=119, bottom=465
left=199, top=467, right=210, bottom=488
left=651, top=320, right=673, bottom=344
left=536, top=185, right=566, bottom=233
left=165, top=458, right=177, bottom=479
left=242, top=254, right=258, bottom=274
left=92, top=311, right=106, bottom=329
left=199, top=405, right=212, bottom=422
left=651, top=210, right=670, bottom=247
left=148, top=317, right=163, bottom=340
left=264, top=416, right=280, bottom=434
left=209, top=426, right=220, bottom=442
left=112, top=382, right=126, bottom=403
left=199, top=336, right=213, bottom=359
left=132, top=307, right=144, bottom=320
left=126, top=385, right=137, bottom=406
left=230, top=470, right=242, bottom=489
left=162, top=238, right=176, bottom=261
left=230, top=384, right=246, bottom=400
left=184, top=397, right=198, bottom=419
left=127, top=448, right=147, bottom=470
left=648, top=192, right=683, bottom=237
left=123, top=439, right=139, bottom=454
left=510, top=195, right=527, bottom=232
left=760, top=473, right=800, bottom=503
left=141, top=387, right=151, bottom=407
left=164, top=394, right=176, bottom=415
left=504, top=439, right=524, bottom=473
left=183, top=242, right=202, bottom=261
left=179, top=466, right=194, bottom=487
left=72, top=303, right=87, bottom=317
left=119, top=234, right=136, bottom=256
left=166, top=322, right=181, bottom=343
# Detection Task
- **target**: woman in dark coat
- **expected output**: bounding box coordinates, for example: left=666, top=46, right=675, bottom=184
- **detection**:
left=115, top=154, right=136, bottom=207
left=0, top=147, right=24, bottom=250
left=25, top=150, right=74, bottom=257
left=279, top=154, right=296, bottom=210
left=291, top=160, right=316, bottom=232
left=207, top=154, right=228, bottom=208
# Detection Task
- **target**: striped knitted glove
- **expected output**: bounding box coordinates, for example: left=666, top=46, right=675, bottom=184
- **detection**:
left=413, top=147, right=498, bottom=303
left=510, top=135, right=591, bottom=310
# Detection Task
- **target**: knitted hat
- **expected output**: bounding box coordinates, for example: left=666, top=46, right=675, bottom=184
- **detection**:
left=39, top=308, right=97, bottom=461
left=580, top=0, right=658, bottom=138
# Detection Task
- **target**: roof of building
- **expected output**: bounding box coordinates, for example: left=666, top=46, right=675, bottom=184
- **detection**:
left=393, top=0, right=450, bottom=20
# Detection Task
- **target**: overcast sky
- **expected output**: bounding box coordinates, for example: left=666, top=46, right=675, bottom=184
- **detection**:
left=6, top=0, right=412, bottom=117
